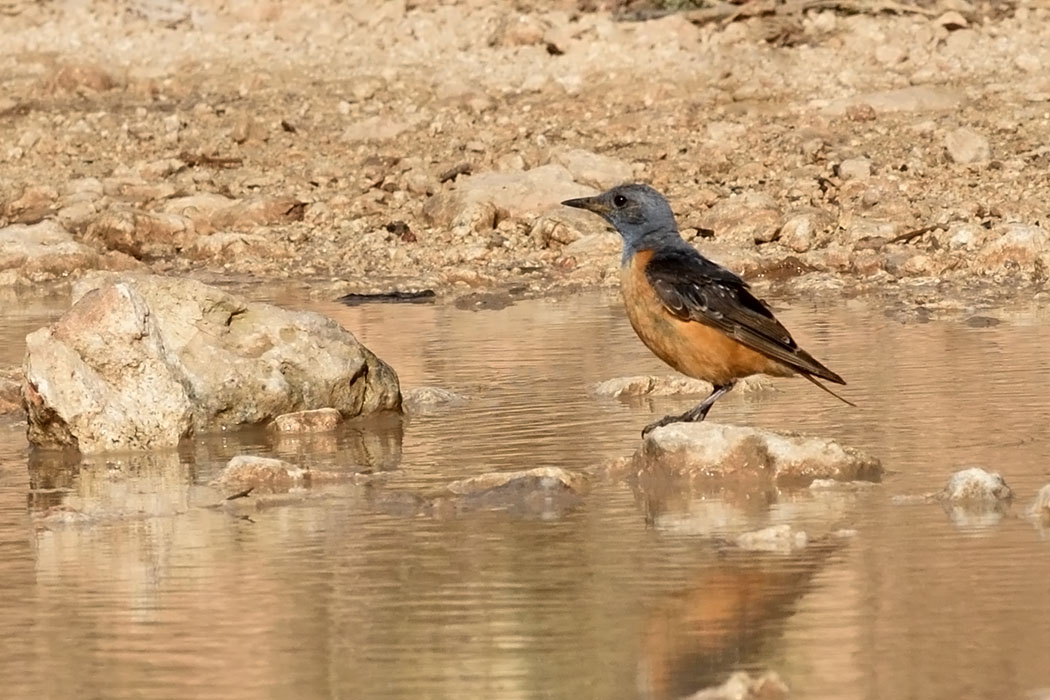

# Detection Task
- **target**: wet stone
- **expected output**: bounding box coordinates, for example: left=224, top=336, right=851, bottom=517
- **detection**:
left=22, top=273, right=401, bottom=452
left=268, top=407, right=343, bottom=433
left=1028, top=484, right=1050, bottom=523
left=594, top=374, right=773, bottom=398
left=402, top=386, right=469, bottom=415
left=633, top=422, right=883, bottom=487
left=938, top=467, right=1013, bottom=504
left=683, top=671, right=790, bottom=700
left=0, top=367, right=22, bottom=415
left=210, top=455, right=361, bottom=494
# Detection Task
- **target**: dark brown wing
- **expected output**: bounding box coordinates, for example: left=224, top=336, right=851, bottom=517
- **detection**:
left=645, top=247, right=846, bottom=384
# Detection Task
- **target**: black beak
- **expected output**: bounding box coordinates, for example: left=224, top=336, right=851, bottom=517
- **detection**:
left=561, top=196, right=610, bottom=214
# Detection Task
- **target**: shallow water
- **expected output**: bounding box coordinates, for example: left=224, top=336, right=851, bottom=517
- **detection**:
left=2, top=289, right=1050, bottom=700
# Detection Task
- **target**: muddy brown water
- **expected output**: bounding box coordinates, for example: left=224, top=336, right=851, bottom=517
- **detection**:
left=2, top=289, right=1050, bottom=700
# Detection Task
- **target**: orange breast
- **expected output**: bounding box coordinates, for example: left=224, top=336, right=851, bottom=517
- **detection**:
left=620, top=250, right=791, bottom=385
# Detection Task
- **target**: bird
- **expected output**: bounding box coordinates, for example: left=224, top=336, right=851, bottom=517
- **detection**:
left=562, top=183, right=853, bottom=437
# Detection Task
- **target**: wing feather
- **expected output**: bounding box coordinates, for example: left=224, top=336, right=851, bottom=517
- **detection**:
left=645, top=249, right=845, bottom=384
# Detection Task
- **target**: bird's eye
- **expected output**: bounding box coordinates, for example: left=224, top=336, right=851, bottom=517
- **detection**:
left=612, top=194, right=628, bottom=207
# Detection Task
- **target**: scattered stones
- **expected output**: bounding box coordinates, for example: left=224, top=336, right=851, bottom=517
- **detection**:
left=683, top=671, right=790, bottom=700
left=944, top=127, right=990, bottom=164
left=269, top=407, right=344, bottom=433
left=402, top=386, right=469, bottom=415
left=735, top=524, right=808, bottom=553
left=22, top=273, right=401, bottom=452
left=938, top=467, right=1013, bottom=504
left=633, top=422, right=883, bottom=486
left=0, top=1, right=1045, bottom=302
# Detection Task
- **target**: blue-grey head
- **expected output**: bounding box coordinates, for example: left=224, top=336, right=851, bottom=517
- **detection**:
left=562, top=183, right=682, bottom=260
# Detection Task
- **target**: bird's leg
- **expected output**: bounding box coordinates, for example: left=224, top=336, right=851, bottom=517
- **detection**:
left=641, top=382, right=736, bottom=437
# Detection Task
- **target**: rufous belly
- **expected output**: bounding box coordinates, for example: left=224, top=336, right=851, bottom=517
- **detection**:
left=620, top=250, right=792, bottom=385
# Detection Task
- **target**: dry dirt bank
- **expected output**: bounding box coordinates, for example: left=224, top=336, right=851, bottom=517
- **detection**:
left=1, top=0, right=1049, bottom=309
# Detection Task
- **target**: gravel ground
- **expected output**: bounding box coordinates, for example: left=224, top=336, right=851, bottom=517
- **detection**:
left=2, top=0, right=1050, bottom=307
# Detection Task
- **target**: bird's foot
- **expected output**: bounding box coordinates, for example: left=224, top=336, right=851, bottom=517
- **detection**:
left=641, top=407, right=712, bottom=438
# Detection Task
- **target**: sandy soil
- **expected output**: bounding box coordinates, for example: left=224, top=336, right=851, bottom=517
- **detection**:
left=2, top=0, right=1050, bottom=307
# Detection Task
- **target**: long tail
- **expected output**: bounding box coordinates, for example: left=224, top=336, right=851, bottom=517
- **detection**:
left=801, top=372, right=857, bottom=408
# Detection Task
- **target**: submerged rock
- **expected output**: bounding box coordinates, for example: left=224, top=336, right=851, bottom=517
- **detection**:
left=735, top=524, right=808, bottom=553
left=429, top=466, right=587, bottom=516
left=211, top=455, right=371, bottom=494
left=1029, top=484, right=1050, bottom=524
left=938, top=467, right=1013, bottom=504
left=269, top=408, right=344, bottom=434
left=22, top=273, right=401, bottom=452
left=634, top=422, right=882, bottom=486
left=402, top=386, right=469, bottom=415
left=683, top=671, right=790, bottom=700
left=930, top=467, right=1013, bottom=529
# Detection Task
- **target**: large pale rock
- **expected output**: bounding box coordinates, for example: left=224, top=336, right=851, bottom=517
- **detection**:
left=821, top=86, right=966, bottom=115
left=698, top=191, right=782, bottom=245
left=0, top=220, right=100, bottom=284
left=549, top=148, right=633, bottom=190
left=22, top=273, right=401, bottom=452
left=160, top=194, right=303, bottom=233
left=85, top=209, right=195, bottom=258
left=422, top=164, right=595, bottom=230
left=944, top=127, right=991, bottom=164
left=972, top=223, right=1050, bottom=275
left=634, top=423, right=882, bottom=486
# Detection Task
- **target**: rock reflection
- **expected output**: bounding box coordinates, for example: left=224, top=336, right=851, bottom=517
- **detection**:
left=638, top=541, right=841, bottom=700
left=28, top=449, right=193, bottom=526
